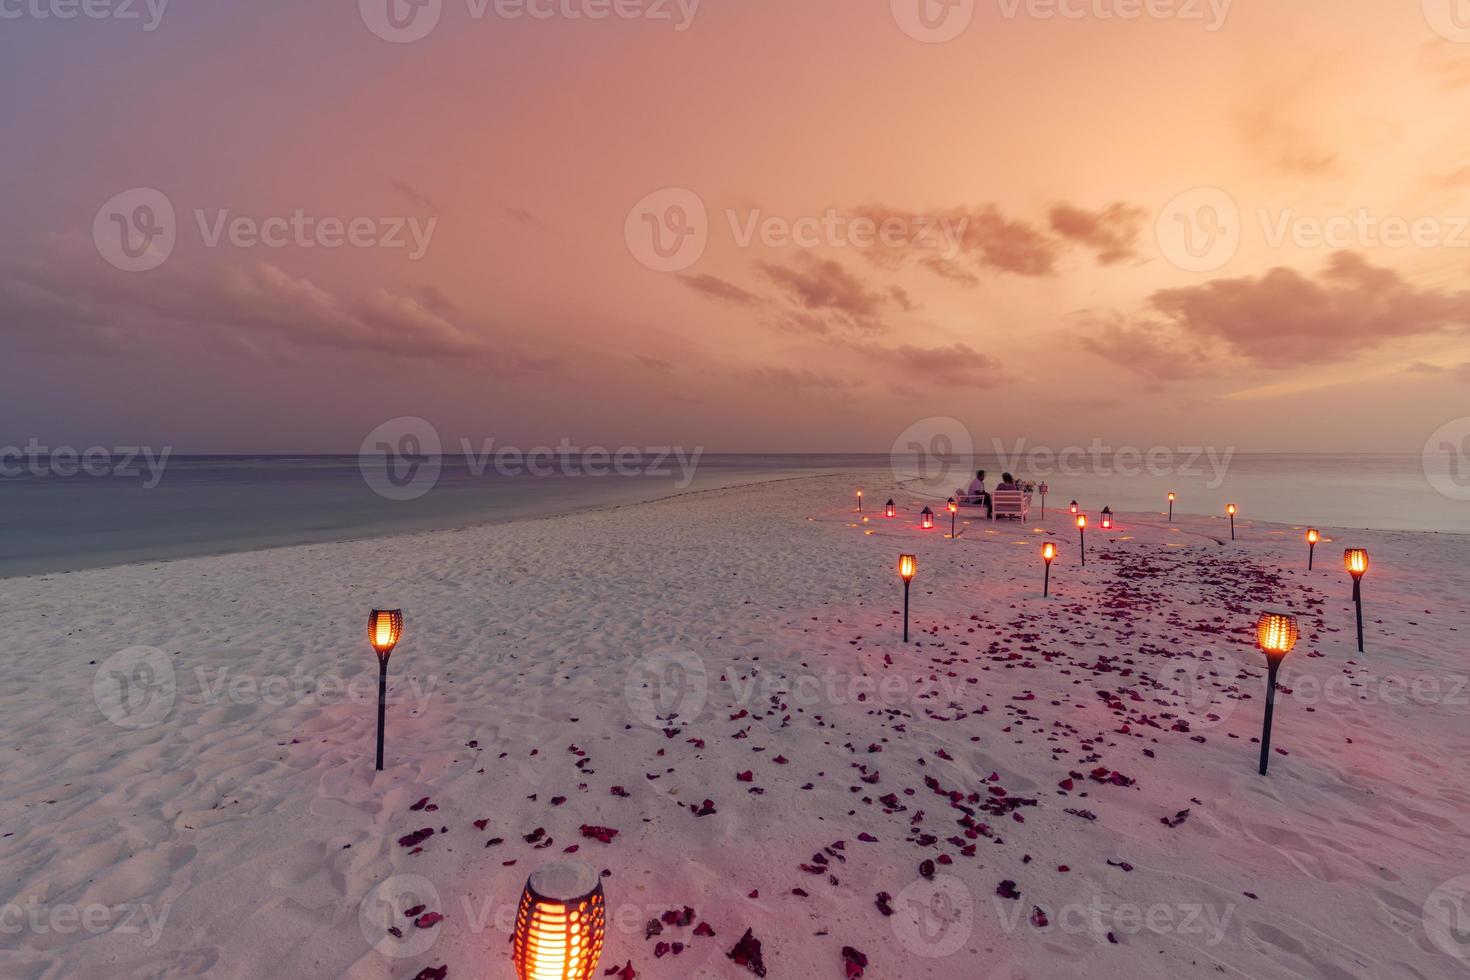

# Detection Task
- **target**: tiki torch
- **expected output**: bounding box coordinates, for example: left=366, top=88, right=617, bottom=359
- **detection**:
left=1345, top=549, right=1370, bottom=652
left=1255, top=611, right=1300, bottom=776
left=898, top=554, right=917, bottom=643
left=1042, top=541, right=1057, bottom=598
left=1227, top=504, right=1237, bottom=540
left=1306, top=528, right=1320, bottom=570
left=368, top=609, right=403, bottom=772
left=1076, top=514, right=1087, bottom=567
left=1168, top=492, right=1175, bottom=523
left=947, top=497, right=958, bottom=538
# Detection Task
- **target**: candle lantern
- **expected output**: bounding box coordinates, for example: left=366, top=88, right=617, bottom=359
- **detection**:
left=1069, top=500, right=1079, bottom=515
left=368, top=609, right=404, bottom=772
left=920, top=506, right=935, bottom=530
left=1227, top=504, right=1237, bottom=540
left=1042, top=541, right=1057, bottom=598
left=1168, top=492, right=1175, bottom=522
left=1100, top=506, right=1113, bottom=531
left=512, top=862, right=606, bottom=980
left=1345, top=549, right=1370, bottom=652
left=885, top=499, right=897, bottom=519
left=1039, top=482, right=1049, bottom=517
left=1254, top=611, right=1300, bottom=775
left=898, top=554, right=917, bottom=642
left=947, top=497, right=958, bottom=538
left=1306, top=529, right=1320, bottom=570
left=1076, top=514, right=1087, bottom=566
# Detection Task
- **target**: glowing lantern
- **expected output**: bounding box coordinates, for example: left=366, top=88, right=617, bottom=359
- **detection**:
left=885, top=499, right=897, bottom=518
left=1041, top=541, right=1057, bottom=597
left=1168, top=492, right=1176, bottom=522
left=1344, top=549, right=1370, bottom=652
left=1226, top=503, right=1237, bottom=540
left=897, top=554, right=917, bottom=643
left=368, top=609, right=404, bottom=772
left=920, top=506, right=935, bottom=530
left=855, top=489, right=863, bottom=512
left=512, top=862, right=606, bottom=980
left=1069, top=500, right=1079, bottom=515
left=947, top=497, right=958, bottom=538
left=1076, top=514, right=1087, bottom=566
left=1254, top=611, right=1300, bottom=776
left=1100, top=506, right=1114, bottom=531
left=1306, top=528, right=1320, bottom=569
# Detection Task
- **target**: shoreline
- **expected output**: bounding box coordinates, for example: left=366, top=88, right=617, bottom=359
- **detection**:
left=11, top=468, right=1466, bottom=582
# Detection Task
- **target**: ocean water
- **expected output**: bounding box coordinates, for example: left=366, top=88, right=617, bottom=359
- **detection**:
left=0, top=453, right=1463, bottom=577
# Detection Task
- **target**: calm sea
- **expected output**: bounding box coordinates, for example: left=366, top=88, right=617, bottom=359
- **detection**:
left=0, top=453, right=1462, bottom=577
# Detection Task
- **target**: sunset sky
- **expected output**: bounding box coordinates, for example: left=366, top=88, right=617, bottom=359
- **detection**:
left=3, top=0, right=1470, bottom=453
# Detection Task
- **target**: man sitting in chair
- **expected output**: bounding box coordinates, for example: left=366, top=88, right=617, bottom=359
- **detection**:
left=956, top=469, right=992, bottom=519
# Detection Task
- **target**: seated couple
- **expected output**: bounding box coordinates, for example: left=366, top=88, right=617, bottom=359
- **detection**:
left=955, top=470, right=1022, bottom=519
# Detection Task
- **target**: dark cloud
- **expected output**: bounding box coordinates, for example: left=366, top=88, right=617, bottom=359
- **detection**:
left=1049, top=203, right=1145, bottom=264
left=852, top=204, right=1059, bottom=278
left=0, top=253, right=537, bottom=366
left=676, top=273, right=762, bottom=306
left=756, top=254, right=892, bottom=333
left=854, top=342, right=1005, bottom=389
left=1075, top=313, right=1215, bottom=381
left=733, top=366, right=864, bottom=390
left=1148, top=251, right=1470, bottom=364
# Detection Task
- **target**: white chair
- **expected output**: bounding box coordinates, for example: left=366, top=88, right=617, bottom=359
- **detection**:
left=991, top=489, right=1031, bottom=522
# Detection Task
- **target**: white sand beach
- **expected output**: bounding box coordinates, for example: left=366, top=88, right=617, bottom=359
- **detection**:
left=2, top=475, right=1468, bottom=980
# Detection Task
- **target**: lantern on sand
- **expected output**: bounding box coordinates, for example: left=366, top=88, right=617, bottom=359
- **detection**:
left=1041, top=541, right=1057, bottom=598
left=920, top=506, right=935, bottom=530
left=512, top=863, right=606, bottom=980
